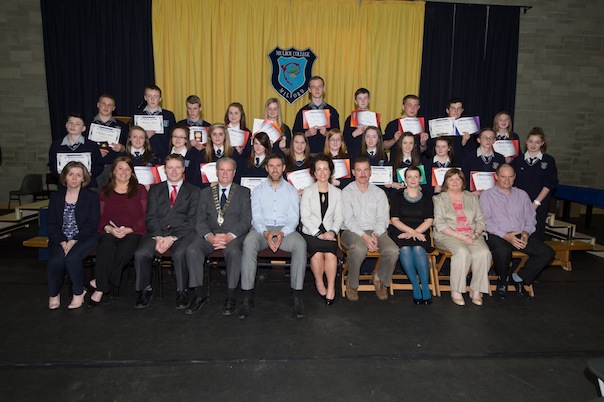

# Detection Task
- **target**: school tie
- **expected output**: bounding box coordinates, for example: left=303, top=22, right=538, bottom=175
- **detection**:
left=134, top=151, right=141, bottom=157
left=170, top=185, right=178, bottom=207
left=369, top=151, right=375, bottom=157
left=528, top=157, right=538, bottom=166
left=220, top=188, right=227, bottom=209
left=216, top=149, right=222, bottom=157
left=256, top=157, right=260, bottom=166
left=496, top=134, right=508, bottom=141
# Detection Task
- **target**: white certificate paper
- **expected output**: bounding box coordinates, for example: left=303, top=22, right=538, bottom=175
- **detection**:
left=286, top=169, right=315, bottom=190
left=428, top=117, right=456, bottom=138
left=431, top=167, right=455, bottom=186
left=252, top=119, right=282, bottom=143
left=227, top=128, right=248, bottom=148
left=88, top=123, right=121, bottom=145
left=399, top=117, right=423, bottom=135
left=492, top=140, right=519, bottom=157
left=455, top=116, right=480, bottom=135
left=369, top=166, right=393, bottom=185
left=56, top=153, right=92, bottom=174
left=134, top=115, right=164, bottom=134
left=332, top=159, right=351, bottom=179
left=303, top=109, right=329, bottom=128
left=189, top=127, right=208, bottom=144
left=134, top=166, right=155, bottom=185
left=470, top=171, right=496, bottom=191
left=240, top=177, right=267, bottom=192
left=353, top=111, right=379, bottom=127
left=200, top=162, right=217, bottom=183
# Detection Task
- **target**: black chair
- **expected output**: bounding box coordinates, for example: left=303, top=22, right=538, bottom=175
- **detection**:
left=8, top=174, right=43, bottom=208
left=32, top=173, right=59, bottom=201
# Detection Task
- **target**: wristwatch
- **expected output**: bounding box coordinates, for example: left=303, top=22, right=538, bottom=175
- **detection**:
left=171, top=236, right=178, bottom=242
left=533, top=200, right=541, bottom=206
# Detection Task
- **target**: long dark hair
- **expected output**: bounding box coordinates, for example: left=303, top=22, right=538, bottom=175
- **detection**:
left=393, top=132, right=421, bottom=168
left=360, top=126, right=385, bottom=161
left=126, top=126, right=154, bottom=164
left=248, top=132, right=271, bottom=167
left=102, top=156, right=139, bottom=198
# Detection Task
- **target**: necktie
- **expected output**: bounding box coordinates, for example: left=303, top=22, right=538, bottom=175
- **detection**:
left=369, top=151, right=375, bottom=157
left=256, top=157, right=260, bottom=166
left=496, top=134, right=507, bottom=141
left=220, top=188, right=227, bottom=209
left=528, top=157, right=537, bottom=165
left=134, top=151, right=141, bottom=157
left=170, top=185, right=178, bottom=207
left=216, top=149, right=222, bottom=157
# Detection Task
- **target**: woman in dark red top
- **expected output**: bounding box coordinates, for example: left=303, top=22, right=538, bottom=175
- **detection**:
left=88, top=156, right=148, bottom=305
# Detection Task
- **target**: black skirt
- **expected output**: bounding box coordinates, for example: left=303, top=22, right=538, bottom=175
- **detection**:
left=302, top=233, right=338, bottom=256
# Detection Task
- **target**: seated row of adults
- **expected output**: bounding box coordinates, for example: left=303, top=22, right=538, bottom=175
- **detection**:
left=46, top=155, right=554, bottom=316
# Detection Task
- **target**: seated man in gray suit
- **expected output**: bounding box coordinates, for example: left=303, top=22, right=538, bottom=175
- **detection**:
left=134, top=154, right=200, bottom=309
left=185, top=157, right=252, bottom=316
left=239, top=153, right=307, bottom=319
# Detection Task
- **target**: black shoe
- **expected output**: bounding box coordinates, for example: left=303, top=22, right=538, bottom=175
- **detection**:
left=497, top=284, right=508, bottom=299
left=175, top=291, right=190, bottom=309
left=413, top=298, right=422, bottom=305
left=222, top=298, right=237, bottom=316
left=85, top=282, right=97, bottom=293
left=238, top=299, right=253, bottom=319
left=423, top=298, right=433, bottom=305
left=325, top=297, right=335, bottom=306
left=135, top=289, right=153, bottom=309
left=184, top=296, right=208, bottom=315
left=513, top=281, right=533, bottom=300
left=88, top=298, right=101, bottom=308
left=289, top=296, right=304, bottom=319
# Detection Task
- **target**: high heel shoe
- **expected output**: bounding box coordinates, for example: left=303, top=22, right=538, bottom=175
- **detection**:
left=325, top=297, right=335, bottom=306
left=88, top=290, right=103, bottom=308
left=85, top=282, right=97, bottom=293
left=451, top=295, right=465, bottom=306
left=413, top=298, right=422, bottom=305
left=423, top=298, right=433, bottom=305
left=48, top=295, right=60, bottom=310
left=68, top=290, right=87, bottom=310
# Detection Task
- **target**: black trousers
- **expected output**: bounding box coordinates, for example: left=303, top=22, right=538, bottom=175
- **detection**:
left=47, top=235, right=99, bottom=297
left=486, top=233, right=555, bottom=285
left=94, top=233, right=141, bottom=293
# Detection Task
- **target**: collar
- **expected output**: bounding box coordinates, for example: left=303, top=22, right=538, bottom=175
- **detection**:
left=227, top=123, right=240, bottom=130
left=171, top=147, right=188, bottom=157
left=187, top=118, right=204, bottom=126
left=93, top=114, right=117, bottom=125
left=477, top=148, right=494, bottom=157
left=309, top=100, right=327, bottom=110
left=524, top=151, right=543, bottom=161
left=131, top=147, right=145, bottom=155
left=167, top=179, right=184, bottom=192
left=433, top=155, right=450, bottom=163
left=214, top=145, right=224, bottom=153
left=143, top=106, right=163, bottom=114
left=61, top=134, right=85, bottom=146
left=218, top=183, right=232, bottom=194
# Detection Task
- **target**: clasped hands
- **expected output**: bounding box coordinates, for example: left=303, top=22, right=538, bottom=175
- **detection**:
left=264, top=230, right=285, bottom=252
left=207, top=233, right=235, bottom=250
left=361, top=232, right=380, bottom=252
left=504, top=231, right=528, bottom=250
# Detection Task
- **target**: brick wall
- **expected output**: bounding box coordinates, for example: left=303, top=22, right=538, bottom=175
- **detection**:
left=0, top=0, right=602, bottom=206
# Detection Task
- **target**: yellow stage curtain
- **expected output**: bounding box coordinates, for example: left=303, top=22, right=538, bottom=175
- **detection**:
left=152, top=0, right=424, bottom=129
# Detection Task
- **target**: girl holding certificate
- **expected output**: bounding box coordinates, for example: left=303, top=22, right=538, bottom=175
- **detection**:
left=203, top=124, right=234, bottom=163
left=127, top=126, right=158, bottom=166
left=286, top=132, right=312, bottom=172
left=389, top=166, right=434, bottom=304
left=89, top=157, right=148, bottom=306
left=224, top=102, right=251, bottom=157
left=432, top=168, right=491, bottom=306
left=511, top=127, right=558, bottom=240
left=389, top=132, right=422, bottom=191
left=422, top=137, right=456, bottom=197
left=492, top=111, right=520, bottom=163
left=323, top=129, right=352, bottom=189
left=359, top=126, right=388, bottom=167
left=300, top=154, right=343, bottom=305
left=264, top=98, right=292, bottom=155
left=47, top=161, right=100, bottom=310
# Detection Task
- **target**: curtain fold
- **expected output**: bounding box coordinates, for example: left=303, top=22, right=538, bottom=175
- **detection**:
left=41, top=0, right=155, bottom=140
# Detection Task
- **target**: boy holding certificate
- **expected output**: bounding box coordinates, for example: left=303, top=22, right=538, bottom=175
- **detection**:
left=133, top=84, right=176, bottom=163
left=343, top=88, right=381, bottom=161
left=462, top=128, right=505, bottom=196
left=384, top=94, right=428, bottom=163
left=177, top=95, right=211, bottom=152
left=87, top=94, right=129, bottom=187
left=48, top=113, right=103, bottom=188
left=293, top=76, right=340, bottom=154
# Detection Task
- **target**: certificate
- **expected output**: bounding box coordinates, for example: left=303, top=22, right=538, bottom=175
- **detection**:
left=134, top=167, right=155, bottom=185
left=396, top=165, right=427, bottom=185
left=286, top=169, right=315, bottom=190
left=227, top=128, right=250, bottom=148
left=351, top=110, right=380, bottom=127
left=200, top=162, right=217, bottom=183
left=399, top=117, right=424, bottom=135
left=56, top=153, right=92, bottom=174
left=189, top=127, right=208, bottom=144
left=369, top=166, right=393, bottom=185
left=302, top=109, right=330, bottom=129
left=252, top=118, right=283, bottom=143
left=428, top=117, right=456, bottom=138
left=332, top=159, right=351, bottom=179
left=88, top=123, right=121, bottom=145
left=151, top=165, right=167, bottom=183
left=455, top=116, right=480, bottom=135
left=134, top=115, right=164, bottom=134
left=493, top=140, right=519, bottom=157
left=240, top=177, right=267, bottom=192
left=431, top=167, right=459, bottom=186
left=470, top=171, right=497, bottom=191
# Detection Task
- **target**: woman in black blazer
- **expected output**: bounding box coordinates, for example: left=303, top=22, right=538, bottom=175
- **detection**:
left=47, top=161, right=100, bottom=310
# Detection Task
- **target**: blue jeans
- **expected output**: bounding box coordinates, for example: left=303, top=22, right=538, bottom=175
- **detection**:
left=399, top=246, right=431, bottom=300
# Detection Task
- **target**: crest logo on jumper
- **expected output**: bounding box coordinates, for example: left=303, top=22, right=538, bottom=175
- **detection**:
left=268, top=46, right=317, bottom=105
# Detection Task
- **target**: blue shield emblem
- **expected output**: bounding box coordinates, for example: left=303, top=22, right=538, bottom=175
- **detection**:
left=268, top=46, right=317, bottom=105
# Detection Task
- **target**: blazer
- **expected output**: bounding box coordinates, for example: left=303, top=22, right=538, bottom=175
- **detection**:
left=432, top=190, right=485, bottom=241
left=196, top=183, right=252, bottom=238
left=145, top=181, right=200, bottom=238
left=47, top=187, right=100, bottom=245
left=300, top=182, right=343, bottom=236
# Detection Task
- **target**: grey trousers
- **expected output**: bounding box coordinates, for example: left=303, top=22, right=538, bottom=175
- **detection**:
left=241, top=227, right=307, bottom=291
left=340, top=230, right=399, bottom=289
left=186, top=235, right=244, bottom=290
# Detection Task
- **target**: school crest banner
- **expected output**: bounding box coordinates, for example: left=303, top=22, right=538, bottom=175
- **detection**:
left=268, top=46, right=317, bottom=105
